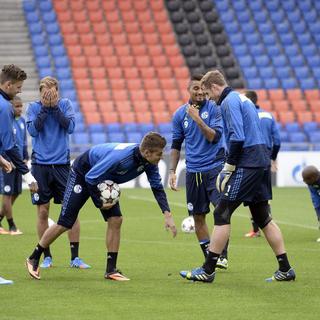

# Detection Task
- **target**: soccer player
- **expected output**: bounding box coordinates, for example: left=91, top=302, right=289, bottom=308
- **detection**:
left=0, top=64, right=38, bottom=192
left=0, top=96, right=28, bottom=235
left=26, top=76, right=89, bottom=269
left=180, top=70, right=295, bottom=283
left=302, top=165, right=320, bottom=242
left=243, top=90, right=281, bottom=238
left=169, top=74, right=229, bottom=269
left=26, top=132, right=177, bottom=281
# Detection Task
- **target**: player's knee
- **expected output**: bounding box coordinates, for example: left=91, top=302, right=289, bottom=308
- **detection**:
left=250, top=201, right=272, bottom=229
left=194, top=214, right=206, bottom=227
left=108, top=216, right=123, bottom=229
left=213, top=202, right=231, bottom=225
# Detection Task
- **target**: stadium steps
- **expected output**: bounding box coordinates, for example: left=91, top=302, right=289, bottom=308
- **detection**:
left=0, top=0, right=39, bottom=103
left=165, top=0, right=245, bottom=88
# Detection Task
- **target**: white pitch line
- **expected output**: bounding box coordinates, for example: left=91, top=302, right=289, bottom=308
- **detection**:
left=127, top=195, right=318, bottom=230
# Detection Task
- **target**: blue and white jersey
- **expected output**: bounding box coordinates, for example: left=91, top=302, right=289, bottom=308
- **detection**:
left=220, top=90, right=269, bottom=168
left=13, top=116, right=28, bottom=160
left=0, top=91, right=15, bottom=154
left=172, top=100, right=226, bottom=172
left=257, top=108, right=281, bottom=156
left=74, top=143, right=170, bottom=212
left=26, top=98, right=75, bottom=164
left=308, top=182, right=320, bottom=210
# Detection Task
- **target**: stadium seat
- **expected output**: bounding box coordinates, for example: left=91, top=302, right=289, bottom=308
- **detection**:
left=278, top=111, right=295, bottom=124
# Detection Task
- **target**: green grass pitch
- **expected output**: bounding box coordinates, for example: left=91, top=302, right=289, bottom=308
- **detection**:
left=0, top=187, right=319, bottom=320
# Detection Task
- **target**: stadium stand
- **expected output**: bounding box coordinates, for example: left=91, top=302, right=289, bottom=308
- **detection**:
left=22, top=0, right=320, bottom=152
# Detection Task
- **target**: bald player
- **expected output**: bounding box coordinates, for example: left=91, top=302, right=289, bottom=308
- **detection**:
left=302, top=165, right=320, bottom=242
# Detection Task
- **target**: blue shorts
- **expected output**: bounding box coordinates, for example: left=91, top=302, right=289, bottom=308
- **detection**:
left=221, top=167, right=272, bottom=204
left=186, top=165, right=222, bottom=215
left=31, top=164, right=70, bottom=205
left=57, top=168, right=121, bottom=229
left=0, top=169, right=22, bottom=195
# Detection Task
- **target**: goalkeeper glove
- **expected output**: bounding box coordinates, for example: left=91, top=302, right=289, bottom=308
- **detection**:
left=216, top=163, right=236, bottom=193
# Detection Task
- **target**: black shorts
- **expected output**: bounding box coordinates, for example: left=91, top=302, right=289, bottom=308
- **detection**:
left=31, top=164, right=70, bottom=205
left=0, top=169, right=22, bottom=195
left=220, top=167, right=272, bottom=204
left=57, top=168, right=121, bottom=229
left=186, top=165, right=222, bottom=215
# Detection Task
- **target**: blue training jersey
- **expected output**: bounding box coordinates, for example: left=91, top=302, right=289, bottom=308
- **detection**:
left=73, top=143, right=170, bottom=212
left=308, top=182, right=320, bottom=210
left=257, top=108, right=281, bottom=156
left=220, top=90, right=269, bottom=168
left=13, top=116, right=28, bottom=160
left=172, top=100, right=226, bottom=172
left=26, top=98, right=75, bottom=164
left=0, top=91, right=15, bottom=154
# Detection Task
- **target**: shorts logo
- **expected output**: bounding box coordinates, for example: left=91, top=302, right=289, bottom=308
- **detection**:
left=33, top=193, right=40, bottom=201
left=4, top=185, right=11, bottom=193
left=201, top=111, right=208, bottom=119
left=73, top=184, right=82, bottom=194
left=187, top=202, right=193, bottom=211
left=184, top=120, right=188, bottom=128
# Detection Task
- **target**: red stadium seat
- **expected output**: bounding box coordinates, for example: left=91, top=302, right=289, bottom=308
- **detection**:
left=121, top=11, right=136, bottom=22
left=115, top=101, right=132, bottom=112
left=96, top=34, right=112, bottom=46
left=105, top=11, right=119, bottom=23
left=83, top=46, right=99, bottom=57
left=119, top=56, right=134, bottom=68
left=84, top=112, right=101, bottom=124
left=60, top=22, right=75, bottom=34
left=99, top=46, right=114, bottom=56
left=87, top=56, right=103, bottom=68
left=137, top=11, right=152, bottom=23
left=144, top=34, right=159, bottom=45
left=92, top=79, right=108, bottom=91
left=173, top=67, right=190, bottom=79
left=309, top=100, right=320, bottom=112
left=128, top=33, right=143, bottom=45
left=286, top=89, right=303, bottom=101
left=127, top=79, right=143, bottom=90
left=147, top=89, right=163, bottom=101
left=78, top=90, right=94, bottom=101
left=131, top=44, right=148, bottom=56
left=63, top=34, right=79, bottom=46
left=119, top=112, right=136, bottom=123
left=259, top=100, right=273, bottom=111
left=88, top=11, right=104, bottom=23
left=132, top=101, right=149, bottom=113
left=143, top=78, right=159, bottom=90
left=112, top=89, right=129, bottom=101
left=296, top=111, right=313, bottom=124
left=255, top=89, right=269, bottom=101
left=124, top=22, right=140, bottom=34
left=54, top=1, right=68, bottom=12
left=136, top=112, right=152, bottom=123
left=81, top=101, right=98, bottom=112
left=152, top=56, right=167, bottom=68
left=67, top=45, right=82, bottom=56
left=109, top=79, right=126, bottom=90
left=167, top=100, right=184, bottom=113
left=123, top=68, right=139, bottom=79
left=98, top=101, right=115, bottom=112
left=163, top=89, right=181, bottom=101
left=95, top=90, right=112, bottom=102
left=135, top=56, right=151, bottom=68
left=75, top=21, right=91, bottom=34
left=156, top=67, right=173, bottom=79
left=150, top=0, right=165, bottom=11
left=150, top=101, right=167, bottom=112
left=304, top=89, right=320, bottom=102
left=313, top=112, right=320, bottom=123
left=157, top=21, right=172, bottom=34
left=92, top=22, right=107, bottom=34
left=160, top=79, right=178, bottom=90
left=153, top=111, right=171, bottom=124
left=278, top=111, right=295, bottom=124
left=272, top=100, right=290, bottom=112
left=101, top=111, right=119, bottom=123
left=268, top=89, right=285, bottom=101
left=118, top=1, right=133, bottom=11
left=168, top=56, right=185, bottom=68
left=160, top=34, right=176, bottom=45
left=109, top=22, right=123, bottom=34
left=101, top=1, right=116, bottom=11
left=148, top=45, right=163, bottom=56
left=141, top=22, right=156, bottom=34
left=56, top=11, right=72, bottom=23
left=72, top=10, right=87, bottom=23
left=111, top=34, right=127, bottom=46
left=90, top=68, right=106, bottom=79
left=130, top=90, right=146, bottom=101
left=72, top=68, right=89, bottom=79
left=70, top=0, right=84, bottom=11
left=80, top=34, right=95, bottom=46
left=133, top=1, right=148, bottom=11
left=86, top=0, right=100, bottom=12
left=290, top=100, right=307, bottom=111
left=106, top=68, right=123, bottom=79
left=115, top=45, right=131, bottom=56
left=103, top=56, right=119, bottom=68
left=70, top=56, right=87, bottom=68
left=74, top=79, right=91, bottom=90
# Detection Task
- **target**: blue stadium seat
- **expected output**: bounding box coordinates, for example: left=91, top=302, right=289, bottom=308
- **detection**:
left=262, top=34, right=277, bottom=45
left=140, top=123, right=155, bottom=135
left=254, top=11, right=268, bottom=23
left=73, top=133, right=90, bottom=145
left=298, top=1, right=312, bottom=11
left=229, top=34, right=244, bottom=45
left=233, top=45, right=248, bottom=56
left=123, top=123, right=138, bottom=133
left=259, top=66, right=274, bottom=79
left=56, top=67, right=71, bottom=80
left=158, top=123, right=173, bottom=134
left=269, top=10, right=284, bottom=22
left=126, top=132, right=143, bottom=143
left=241, top=22, right=255, bottom=33
left=303, top=122, right=318, bottom=135
left=275, top=66, right=291, bottom=79
left=38, top=68, right=54, bottom=78
left=301, top=44, right=317, bottom=57
left=91, top=133, right=107, bottom=144
left=303, top=10, right=317, bottom=23
left=291, top=21, right=306, bottom=34
left=248, top=44, right=265, bottom=56
left=108, top=133, right=126, bottom=143
left=279, top=33, right=294, bottom=45
left=276, top=22, right=291, bottom=34
left=281, top=1, right=296, bottom=12
left=247, top=78, right=263, bottom=89
left=74, top=112, right=84, bottom=123
left=72, top=102, right=80, bottom=112
left=264, top=78, right=279, bottom=89
left=313, top=67, right=320, bottom=81
left=281, top=78, right=298, bottom=89
left=265, top=0, right=280, bottom=11
left=288, top=55, right=305, bottom=67
left=74, top=123, right=86, bottom=133
left=254, top=55, right=270, bottom=68
left=224, top=21, right=239, bottom=33
left=245, top=33, right=260, bottom=45
left=60, top=90, right=77, bottom=101
left=59, top=79, right=74, bottom=90
left=257, top=23, right=273, bottom=34
left=284, top=45, right=300, bottom=57
left=25, top=12, right=40, bottom=23
left=307, top=22, right=320, bottom=34
left=288, top=132, right=306, bottom=143
left=266, top=45, right=281, bottom=57
left=233, top=0, right=246, bottom=11
left=39, top=1, right=53, bottom=12
left=48, top=34, right=63, bottom=46
left=300, top=78, right=316, bottom=90
left=214, top=0, right=229, bottom=11
left=46, top=23, right=60, bottom=34
left=308, top=56, right=320, bottom=68
left=31, top=34, right=46, bottom=46
left=286, top=10, right=301, bottom=23
left=272, top=55, right=287, bottom=68
left=54, top=56, right=70, bottom=68
left=23, top=0, right=37, bottom=12
left=29, top=23, right=42, bottom=34
left=296, top=33, right=312, bottom=45
left=248, top=1, right=263, bottom=11
left=106, top=123, right=121, bottom=133
left=238, top=56, right=253, bottom=67
left=220, top=10, right=234, bottom=23
left=36, top=57, right=51, bottom=68
left=51, top=45, right=66, bottom=57
left=34, top=45, right=49, bottom=57
left=285, top=123, right=301, bottom=133
left=42, top=11, right=57, bottom=24
left=309, top=132, right=320, bottom=144
left=242, top=67, right=258, bottom=79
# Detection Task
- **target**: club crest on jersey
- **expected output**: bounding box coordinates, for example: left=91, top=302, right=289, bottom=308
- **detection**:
left=184, top=120, right=188, bottom=128
left=201, top=111, right=208, bottom=119
left=73, top=184, right=82, bottom=193
left=137, top=165, right=144, bottom=172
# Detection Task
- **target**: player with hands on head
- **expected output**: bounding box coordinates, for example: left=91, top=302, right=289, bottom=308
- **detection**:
left=26, top=132, right=177, bottom=281
left=170, top=74, right=229, bottom=269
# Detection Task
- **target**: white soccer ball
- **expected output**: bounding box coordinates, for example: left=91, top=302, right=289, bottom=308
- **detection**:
left=181, top=216, right=195, bottom=233
left=97, top=180, right=121, bottom=205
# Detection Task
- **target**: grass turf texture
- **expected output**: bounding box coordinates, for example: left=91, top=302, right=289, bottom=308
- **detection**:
left=0, top=187, right=319, bottom=320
